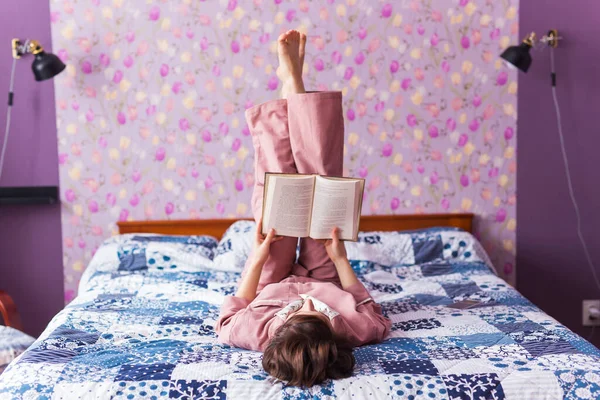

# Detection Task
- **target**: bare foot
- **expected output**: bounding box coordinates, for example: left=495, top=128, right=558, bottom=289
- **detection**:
left=277, top=30, right=306, bottom=98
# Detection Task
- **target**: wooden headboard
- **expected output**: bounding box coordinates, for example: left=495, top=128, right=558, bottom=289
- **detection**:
left=118, top=213, right=474, bottom=239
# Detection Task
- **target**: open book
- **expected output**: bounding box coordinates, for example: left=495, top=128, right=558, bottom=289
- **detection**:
left=261, top=173, right=365, bottom=241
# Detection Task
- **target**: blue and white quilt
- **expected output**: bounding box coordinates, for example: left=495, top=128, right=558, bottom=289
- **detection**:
left=1, top=221, right=599, bottom=400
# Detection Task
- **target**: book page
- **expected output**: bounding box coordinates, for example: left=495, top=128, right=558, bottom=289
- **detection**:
left=262, top=174, right=315, bottom=238
left=308, top=176, right=361, bottom=240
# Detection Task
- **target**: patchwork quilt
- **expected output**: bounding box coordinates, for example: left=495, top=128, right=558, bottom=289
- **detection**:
left=0, top=222, right=599, bottom=400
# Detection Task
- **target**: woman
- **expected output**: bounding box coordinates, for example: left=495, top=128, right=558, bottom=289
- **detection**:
left=216, top=30, right=391, bottom=387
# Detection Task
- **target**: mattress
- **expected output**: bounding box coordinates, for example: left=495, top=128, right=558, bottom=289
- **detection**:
left=0, top=224, right=598, bottom=399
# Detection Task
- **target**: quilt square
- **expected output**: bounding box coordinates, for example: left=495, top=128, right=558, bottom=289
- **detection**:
left=555, top=369, right=600, bottom=400
left=380, top=298, right=423, bottom=316
left=57, top=363, right=120, bottom=383
left=472, top=344, right=532, bottom=370
left=365, top=281, right=403, bottom=295
left=393, top=318, right=442, bottom=332
left=381, top=359, right=439, bottom=375
left=521, top=339, right=579, bottom=358
left=564, top=335, right=600, bottom=357
left=283, top=380, right=336, bottom=400
left=439, top=316, right=502, bottom=336
left=72, top=349, right=140, bottom=368
left=501, top=371, right=562, bottom=399
left=46, top=325, right=101, bottom=345
left=167, top=301, right=219, bottom=318
left=475, top=306, right=529, bottom=325
left=431, top=358, right=498, bottom=375
left=229, top=350, right=266, bottom=375
left=442, top=373, right=505, bottom=400
left=19, top=348, right=77, bottom=364
left=159, top=316, right=205, bottom=325
left=187, top=279, right=208, bottom=288
left=441, top=282, right=481, bottom=299
left=91, top=294, right=135, bottom=310
left=412, top=235, right=444, bottom=264
left=172, top=362, right=233, bottom=381
left=115, top=363, right=176, bottom=381
left=400, top=281, right=447, bottom=297
left=227, top=380, right=284, bottom=399
left=420, top=263, right=455, bottom=277
left=442, top=238, right=477, bottom=261
left=353, top=345, right=381, bottom=365
left=531, top=354, right=600, bottom=372
left=179, top=345, right=233, bottom=364
left=391, top=265, right=424, bottom=281
left=427, top=346, right=477, bottom=360
left=510, top=330, right=560, bottom=345
left=416, top=336, right=467, bottom=351
left=488, top=291, right=533, bottom=307
left=414, top=294, right=454, bottom=306
left=112, top=381, right=171, bottom=399
left=353, top=360, right=385, bottom=376
left=389, top=375, right=448, bottom=399
left=493, top=321, right=545, bottom=333
left=469, top=276, right=511, bottom=292
left=52, top=381, right=114, bottom=400
left=361, top=338, right=426, bottom=363
left=169, top=379, right=226, bottom=399
left=152, top=325, right=213, bottom=341
left=3, top=363, right=65, bottom=386
left=460, top=333, right=516, bottom=348
left=127, top=339, right=191, bottom=364
left=118, top=250, right=148, bottom=272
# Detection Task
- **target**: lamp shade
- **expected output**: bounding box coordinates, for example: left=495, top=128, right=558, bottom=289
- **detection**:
left=31, top=51, right=66, bottom=81
left=500, top=42, right=533, bottom=73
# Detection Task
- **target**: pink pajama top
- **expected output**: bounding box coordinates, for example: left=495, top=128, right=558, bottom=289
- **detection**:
left=215, top=275, right=391, bottom=351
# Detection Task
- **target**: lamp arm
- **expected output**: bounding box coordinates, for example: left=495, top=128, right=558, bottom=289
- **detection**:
left=0, top=58, right=17, bottom=182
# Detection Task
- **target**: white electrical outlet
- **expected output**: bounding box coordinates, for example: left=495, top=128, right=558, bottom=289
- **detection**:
left=583, top=300, right=600, bottom=326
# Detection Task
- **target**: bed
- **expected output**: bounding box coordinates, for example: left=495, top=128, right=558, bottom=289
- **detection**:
left=0, top=214, right=598, bottom=400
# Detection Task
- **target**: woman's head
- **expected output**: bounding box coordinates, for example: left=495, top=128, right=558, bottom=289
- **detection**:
left=262, top=314, right=355, bottom=387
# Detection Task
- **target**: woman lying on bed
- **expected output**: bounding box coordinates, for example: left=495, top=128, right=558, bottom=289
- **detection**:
left=216, top=30, right=391, bottom=387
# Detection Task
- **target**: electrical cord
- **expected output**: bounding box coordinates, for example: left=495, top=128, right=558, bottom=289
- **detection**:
left=550, top=47, right=600, bottom=295
left=0, top=58, right=17, bottom=182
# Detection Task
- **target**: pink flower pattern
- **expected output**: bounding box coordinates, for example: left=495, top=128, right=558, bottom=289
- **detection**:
left=50, top=0, right=519, bottom=302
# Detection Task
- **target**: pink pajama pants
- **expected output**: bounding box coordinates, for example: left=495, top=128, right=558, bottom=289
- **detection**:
left=244, top=92, right=344, bottom=290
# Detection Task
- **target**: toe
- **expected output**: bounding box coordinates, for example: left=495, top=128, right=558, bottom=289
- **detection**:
left=288, top=30, right=299, bottom=42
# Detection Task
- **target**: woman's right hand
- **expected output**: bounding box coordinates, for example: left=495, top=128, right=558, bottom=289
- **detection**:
left=252, top=220, right=283, bottom=267
left=322, top=227, right=348, bottom=264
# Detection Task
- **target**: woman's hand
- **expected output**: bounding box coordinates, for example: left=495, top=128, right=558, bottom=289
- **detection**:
left=322, top=227, right=348, bottom=264
left=252, top=220, right=283, bottom=267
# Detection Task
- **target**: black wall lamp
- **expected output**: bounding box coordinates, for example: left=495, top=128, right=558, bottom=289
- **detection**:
left=11, top=39, right=66, bottom=81
left=500, top=29, right=560, bottom=73
left=0, top=39, right=65, bottom=204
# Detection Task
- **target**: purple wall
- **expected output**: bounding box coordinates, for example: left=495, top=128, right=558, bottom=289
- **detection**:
left=0, top=1, right=63, bottom=336
left=518, top=1, right=600, bottom=347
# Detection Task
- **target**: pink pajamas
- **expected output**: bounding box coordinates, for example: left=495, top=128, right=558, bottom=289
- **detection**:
left=216, top=92, right=391, bottom=351
left=245, top=92, right=344, bottom=289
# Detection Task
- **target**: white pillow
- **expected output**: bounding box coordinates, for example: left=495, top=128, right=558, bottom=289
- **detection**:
left=345, top=228, right=496, bottom=273
left=211, top=220, right=255, bottom=272
left=0, top=326, right=35, bottom=373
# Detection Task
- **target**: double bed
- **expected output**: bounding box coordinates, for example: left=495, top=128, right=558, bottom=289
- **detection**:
left=0, top=214, right=598, bottom=399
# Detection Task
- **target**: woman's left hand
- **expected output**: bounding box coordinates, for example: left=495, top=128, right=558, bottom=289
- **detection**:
left=252, top=220, right=283, bottom=267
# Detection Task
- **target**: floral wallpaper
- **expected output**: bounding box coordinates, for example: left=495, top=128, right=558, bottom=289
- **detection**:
left=50, top=0, right=519, bottom=302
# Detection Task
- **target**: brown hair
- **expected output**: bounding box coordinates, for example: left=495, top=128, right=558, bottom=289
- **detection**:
left=262, top=314, right=355, bottom=387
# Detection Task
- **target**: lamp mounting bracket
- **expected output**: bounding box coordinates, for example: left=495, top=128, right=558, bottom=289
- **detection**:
left=11, top=38, right=45, bottom=60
